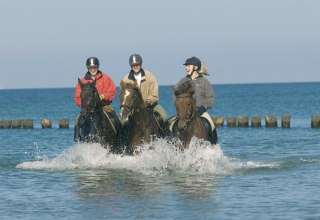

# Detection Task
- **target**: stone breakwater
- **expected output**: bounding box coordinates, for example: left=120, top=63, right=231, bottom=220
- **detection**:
left=1, top=115, right=320, bottom=129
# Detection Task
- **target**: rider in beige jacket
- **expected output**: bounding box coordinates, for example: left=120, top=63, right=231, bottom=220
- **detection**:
left=121, top=54, right=167, bottom=123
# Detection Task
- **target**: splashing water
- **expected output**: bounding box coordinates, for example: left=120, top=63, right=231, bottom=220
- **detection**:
left=16, top=137, right=276, bottom=176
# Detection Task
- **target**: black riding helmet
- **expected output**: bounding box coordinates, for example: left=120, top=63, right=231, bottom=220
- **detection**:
left=183, top=56, right=201, bottom=71
left=86, top=57, right=100, bottom=68
left=129, top=54, right=143, bottom=66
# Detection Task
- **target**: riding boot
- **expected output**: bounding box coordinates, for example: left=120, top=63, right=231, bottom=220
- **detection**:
left=209, top=128, right=218, bottom=145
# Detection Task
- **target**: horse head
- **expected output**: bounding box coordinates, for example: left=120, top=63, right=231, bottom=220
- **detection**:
left=79, top=78, right=101, bottom=114
left=174, top=81, right=196, bottom=131
left=119, top=80, right=145, bottom=121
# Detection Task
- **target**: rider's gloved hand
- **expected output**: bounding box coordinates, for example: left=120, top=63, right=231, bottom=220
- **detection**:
left=145, top=99, right=152, bottom=108
left=196, top=106, right=206, bottom=117
left=99, top=94, right=105, bottom=100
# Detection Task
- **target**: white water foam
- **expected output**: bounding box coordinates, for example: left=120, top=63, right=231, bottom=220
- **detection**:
left=16, top=137, right=277, bottom=175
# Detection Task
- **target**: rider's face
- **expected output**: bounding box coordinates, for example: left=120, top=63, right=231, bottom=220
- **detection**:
left=131, top=64, right=141, bottom=73
left=185, top=65, right=195, bottom=75
left=88, top=66, right=98, bottom=75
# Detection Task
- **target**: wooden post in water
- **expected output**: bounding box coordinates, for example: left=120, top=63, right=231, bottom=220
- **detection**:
left=11, top=120, right=22, bottom=129
left=311, top=115, right=320, bottom=128
left=265, top=115, right=277, bottom=128
left=281, top=115, right=291, bottom=128
left=0, top=120, right=12, bottom=129
left=251, top=116, right=261, bottom=127
left=213, top=117, right=224, bottom=127
left=227, top=116, right=237, bottom=127
left=59, top=118, right=69, bottom=128
left=22, top=119, right=34, bottom=129
left=237, top=116, right=249, bottom=127
left=41, top=118, right=52, bottom=128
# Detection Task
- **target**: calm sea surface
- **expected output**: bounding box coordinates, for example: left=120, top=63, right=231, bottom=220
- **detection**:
left=0, top=82, right=320, bottom=219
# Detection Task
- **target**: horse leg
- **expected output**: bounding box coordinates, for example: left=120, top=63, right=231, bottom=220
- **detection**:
left=74, top=115, right=82, bottom=142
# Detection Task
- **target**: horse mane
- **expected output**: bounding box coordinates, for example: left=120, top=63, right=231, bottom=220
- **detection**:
left=174, top=80, right=194, bottom=97
left=120, top=80, right=143, bottom=99
left=78, top=78, right=96, bottom=89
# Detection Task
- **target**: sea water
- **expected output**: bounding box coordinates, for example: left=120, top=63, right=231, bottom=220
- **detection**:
left=0, top=82, right=320, bottom=219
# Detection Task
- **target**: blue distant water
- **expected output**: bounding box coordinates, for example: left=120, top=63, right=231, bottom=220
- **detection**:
left=0, top=82, right=320, bottom=219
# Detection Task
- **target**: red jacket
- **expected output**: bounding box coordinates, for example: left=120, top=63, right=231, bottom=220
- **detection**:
left=74, top=71, right=116, bottom=107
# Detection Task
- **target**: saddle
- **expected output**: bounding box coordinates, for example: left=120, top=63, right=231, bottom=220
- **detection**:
left=167, top=115, right=216, bottom=144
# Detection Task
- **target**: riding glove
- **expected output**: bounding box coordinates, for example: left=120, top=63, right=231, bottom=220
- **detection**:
left=196, top=106, right=206, bottom=117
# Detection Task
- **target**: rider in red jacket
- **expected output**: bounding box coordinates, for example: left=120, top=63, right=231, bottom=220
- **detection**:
left=74, top=57, right=121, bottom=142
left=74, top=57, right=116, bottom=108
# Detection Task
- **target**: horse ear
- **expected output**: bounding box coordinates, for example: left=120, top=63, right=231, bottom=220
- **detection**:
left=78, top=78, right=84, bottom=88
left=92, top=79, right=97, bottom=87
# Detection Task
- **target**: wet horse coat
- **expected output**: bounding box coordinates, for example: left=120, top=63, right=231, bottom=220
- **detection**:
left=74, top=79, right=122, bottom=153
left=119, top=80, right=162, bottom=154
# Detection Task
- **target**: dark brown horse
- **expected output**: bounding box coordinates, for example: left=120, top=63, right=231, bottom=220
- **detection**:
left=74, top=79, right=123, bottom=154
left=171, top=81, right=217, bottom=148
left=119, top=80, right=162, bottom=154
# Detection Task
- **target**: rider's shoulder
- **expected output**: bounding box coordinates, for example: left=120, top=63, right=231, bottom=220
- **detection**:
left=143, top=70, right=153, bottom=76
left=143, top=70, right=157, bottom=80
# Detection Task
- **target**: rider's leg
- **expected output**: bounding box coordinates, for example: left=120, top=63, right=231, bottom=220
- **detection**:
left=200, top=112, right=217, bottom=144
left=103, top=104, right=114, bottom=113
left=167, top=116, right=177, bottom=132
left=153, top=103, right=168, bottom=122
left=200, top=112, right=215, bottom=130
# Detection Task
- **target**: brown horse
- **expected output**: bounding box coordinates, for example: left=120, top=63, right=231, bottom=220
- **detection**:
left=119, top=80, right=162, bottom=154
left=171, top=81, right=217, bottom=148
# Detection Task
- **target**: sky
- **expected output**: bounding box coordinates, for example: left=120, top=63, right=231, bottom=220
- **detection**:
left=0, top=0, right=319, bottom=89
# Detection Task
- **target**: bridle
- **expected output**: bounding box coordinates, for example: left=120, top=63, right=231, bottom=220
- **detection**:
left=80, top=86, right=101, bottom=115
left=175, top=94, right=195, bottom=130
left=120, top=88, right=145, bottom=116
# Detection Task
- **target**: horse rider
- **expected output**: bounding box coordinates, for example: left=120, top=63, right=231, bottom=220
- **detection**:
left=120, top=54, right=167, bottom=125
left=169, top=56, right=216, bottom=143
left=74, top=57, right=120, bottom=133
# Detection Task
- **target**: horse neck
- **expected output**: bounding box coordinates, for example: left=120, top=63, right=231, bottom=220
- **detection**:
left=132, top=91, right=145, bottom=111
left=81, top=100, right=103, bottom=118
